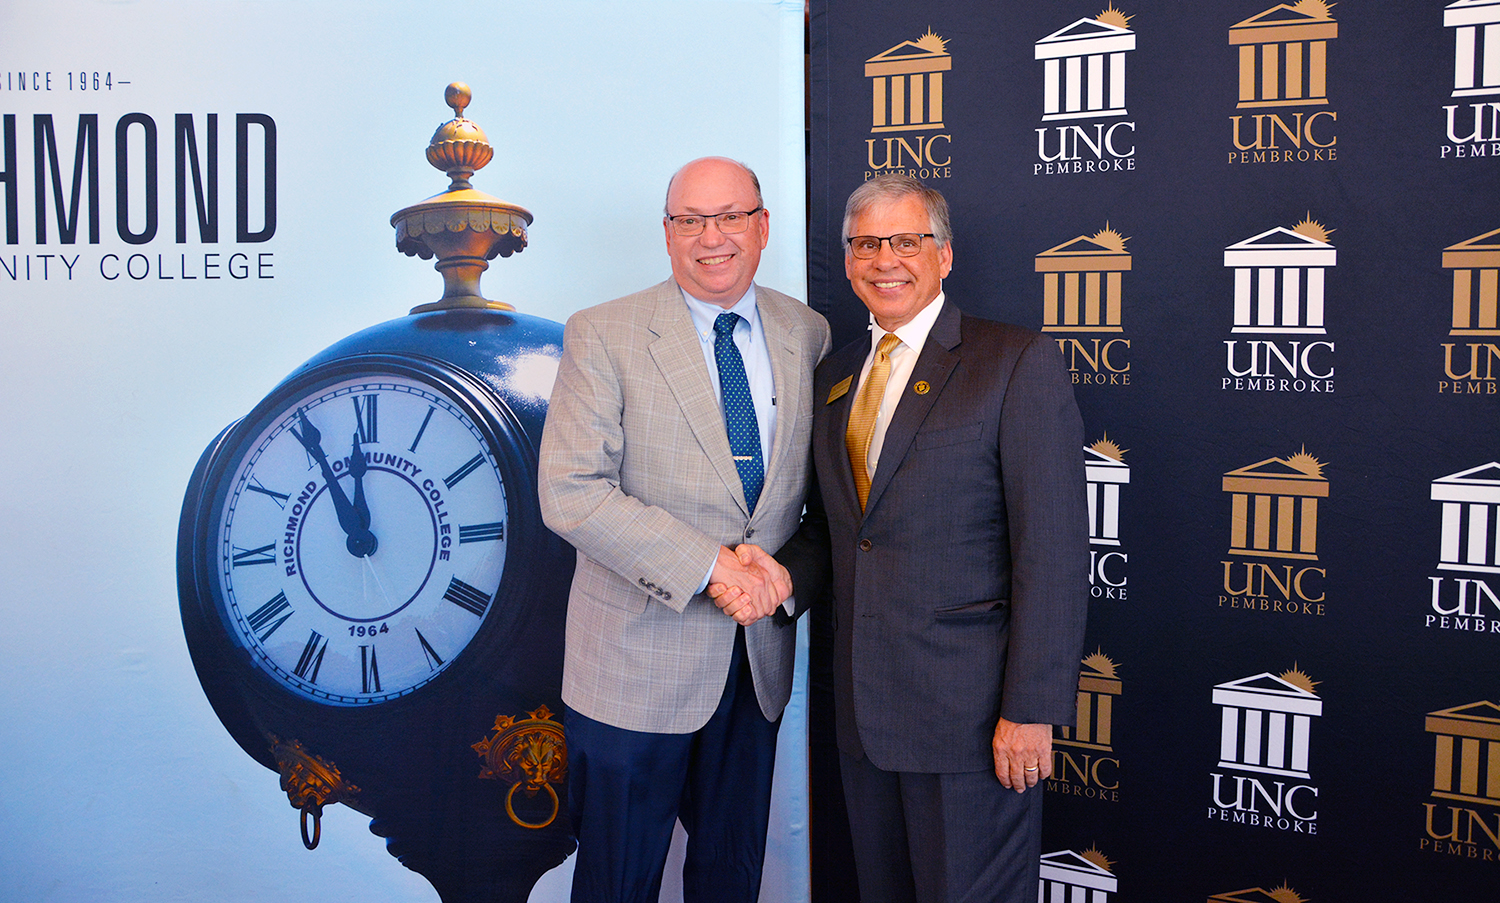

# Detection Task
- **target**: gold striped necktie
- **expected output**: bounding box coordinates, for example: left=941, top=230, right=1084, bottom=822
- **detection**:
left=845, top=333, right=900, bottom=512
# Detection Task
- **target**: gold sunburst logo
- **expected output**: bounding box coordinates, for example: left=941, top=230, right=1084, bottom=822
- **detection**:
left=1080, top=845, right=1116, bottom=873
left=1292, top=0, right=1335, bottom=21
left=1269, top=882, right=1309, bottom=903
left=915, top=28, right=948, bottom=55
left=1097, top=4, right=1133, bottom=30
left=1284, top=447, right=1326, bottom=478
left=1091, top=223, right=1130, bottom=253
left=1083, top=649, right=1119, bottom=678
left=1278, top=665, right=1320, bottom=694
left=1090, top=435, right=1128, bottom=462
left=1292, top=215, right=1334, bottom=244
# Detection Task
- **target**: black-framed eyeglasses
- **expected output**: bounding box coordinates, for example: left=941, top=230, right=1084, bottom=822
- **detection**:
left=846, top=233, right=936, bottom=259
left=666, top=208, right=764, bottom=236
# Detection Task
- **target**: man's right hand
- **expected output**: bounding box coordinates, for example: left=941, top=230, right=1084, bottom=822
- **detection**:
left=708, top=544, right=790, bottom=625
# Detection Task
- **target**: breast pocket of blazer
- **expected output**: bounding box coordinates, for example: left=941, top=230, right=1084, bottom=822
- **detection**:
left=914, top=420, right=984, bottom=451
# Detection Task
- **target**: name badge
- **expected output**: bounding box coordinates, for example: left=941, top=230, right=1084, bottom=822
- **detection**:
left=827, top=375, right=852, bottom=404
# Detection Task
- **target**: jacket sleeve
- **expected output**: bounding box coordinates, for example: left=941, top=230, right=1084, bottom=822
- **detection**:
left=537, top=308, right=720, bottom=612
left=997, top=331, right=1089, bottom=727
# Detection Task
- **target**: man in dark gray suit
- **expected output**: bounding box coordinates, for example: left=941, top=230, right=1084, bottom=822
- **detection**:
left=749, top=174, right=1088, bottom=902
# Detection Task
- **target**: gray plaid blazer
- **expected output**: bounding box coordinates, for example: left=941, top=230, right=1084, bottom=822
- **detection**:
left=538, top=279, right=831, bottom=733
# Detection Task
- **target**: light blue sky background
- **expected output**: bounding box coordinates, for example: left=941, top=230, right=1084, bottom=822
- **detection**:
left=0, top=2, right=809, bottom=900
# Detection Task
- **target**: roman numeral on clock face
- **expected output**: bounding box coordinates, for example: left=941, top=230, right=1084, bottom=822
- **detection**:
left=245, top=591, right=293, bottom=641
left=294, top=631, right=328, bottom=683
left=409, top=405, right=436, bottom=453
left=443, top=576, right=492, bottom=616
left=360, top=645, right=381, bottom=693
left=459, top=522, right=505, bottom=543
left=245, top=476, right=290, bottom=509
left=444, top=453, right=485, bottom=489
left=231, top=543, right=277, bottom=567
left=415, top=629, right=445, bottom=670
left=353, top=394, right=378, bottom=444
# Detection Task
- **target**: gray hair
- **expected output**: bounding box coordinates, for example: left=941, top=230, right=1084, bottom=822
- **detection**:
left=841, top=174, right=952, bottom=248
left=663, top=157, right=763, bottom=215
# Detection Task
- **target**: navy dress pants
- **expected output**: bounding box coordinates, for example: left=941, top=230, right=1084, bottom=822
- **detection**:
left=564, top=629, right=780, bottom=903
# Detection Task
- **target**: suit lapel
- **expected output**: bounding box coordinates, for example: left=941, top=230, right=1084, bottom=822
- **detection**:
left=756, top=289, right=802, bottom=512
left=647, top=282, right=748, bottom=513
left=862, top=301, right=962, bottom=516
left=820, top=338, right=871, bottom=520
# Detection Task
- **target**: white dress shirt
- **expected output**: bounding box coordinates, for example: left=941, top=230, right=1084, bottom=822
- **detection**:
left=854, top=292, right=946, bottom=482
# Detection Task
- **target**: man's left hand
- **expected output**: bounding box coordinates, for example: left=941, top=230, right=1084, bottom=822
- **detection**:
left=992, top=718, right=1053, bottom=793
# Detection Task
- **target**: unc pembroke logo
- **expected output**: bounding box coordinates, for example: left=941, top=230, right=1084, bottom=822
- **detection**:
left=1442, top=0, right=1500, bottom=157
left=1034, top=5, right=1137, bottom=176
left=864, top=30, right=953, bottom=181
left=1085, top=438, right=1128, bottom=600
left=1039, top=848, right=1118, bottom=901
left=1221, top=218, right=1337, bottom=394
left=1426, top=463, right=1500, bottom=634
left=1050, top=651, right=1121, bottom=802
left=1421, top=700, right=1500, bottom=858
left=1439, top=226, right=1500, bottom=393
left=1209, top=668, right=1322, bottom=834
left=1219, top=449, right=1328, bottom=617
left=1228, top=1, right=1339, bottom=164
left=1208, top=884, right=1312, bottom=903
left=1040, top=228, right=1132, bottom=386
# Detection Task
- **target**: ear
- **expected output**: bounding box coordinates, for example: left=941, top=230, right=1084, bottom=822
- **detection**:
left=938, top=241, right=953, bottom=279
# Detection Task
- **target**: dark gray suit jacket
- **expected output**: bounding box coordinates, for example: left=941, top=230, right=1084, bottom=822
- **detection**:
left=783, top=300, right=1088, bottom=773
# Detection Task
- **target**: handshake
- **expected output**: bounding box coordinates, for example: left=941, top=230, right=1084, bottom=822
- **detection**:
left=706, top=544, right=792, bottom=626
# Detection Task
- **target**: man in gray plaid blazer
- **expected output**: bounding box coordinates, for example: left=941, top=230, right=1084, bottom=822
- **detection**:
left=538, top=156, right=830, bottom=903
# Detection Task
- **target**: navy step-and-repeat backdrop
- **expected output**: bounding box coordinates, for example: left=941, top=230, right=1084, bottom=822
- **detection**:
left=810, top=2, right=1498, bottom=899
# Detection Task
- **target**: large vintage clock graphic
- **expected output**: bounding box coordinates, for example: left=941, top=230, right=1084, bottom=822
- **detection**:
left=177, top=86, right=576, bottom=903
left=217, top=358, right=513, bottom=707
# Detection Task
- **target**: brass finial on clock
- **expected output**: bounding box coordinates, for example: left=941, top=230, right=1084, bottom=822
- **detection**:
left=392, top=82, right=533, bottom=314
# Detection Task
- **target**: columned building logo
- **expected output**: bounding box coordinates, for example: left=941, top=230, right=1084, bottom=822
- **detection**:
left=1230, top=2, right=1337, bottom=108
left=1446, top=0, right=1500, bottom=98
left=1224, top=219, right=1335, bottom=334
left=1432, top=463, right=1500, bottom=574
left=1039, top=227, right=1131, bottom=333
left=1213, top=670, right=1322, bottom=780
left=1085, top=438, right=1129, bottom=546
left=1039, top=849, right=1117, bottom=902
left=1036, top=9, right=1136, bottom=121
left=1058, top=652, right=1121, bottom=752
left=1208, top=885, right=1310, bottom=903
left=864, top=30, right=953, bottom=180
left=1223, top=451, right=1327, bottom=561
left=1034, top=7, right=1138, bottom=176
left=1427, top=701, right=1500, bottom=806
left=866, top=30, right=949, bottom=133
left=1443, top=227, right=1500, bottom=336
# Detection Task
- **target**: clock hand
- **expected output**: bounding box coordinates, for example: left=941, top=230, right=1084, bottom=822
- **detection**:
left=289, top=410, right=375, bottom=557
left=347, top=432, right=379, bottom=557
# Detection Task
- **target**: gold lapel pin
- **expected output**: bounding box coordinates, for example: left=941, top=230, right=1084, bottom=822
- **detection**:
left=913, top=381, right=930, bottom=395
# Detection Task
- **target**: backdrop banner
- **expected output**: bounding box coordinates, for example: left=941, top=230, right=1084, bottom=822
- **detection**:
left=1, top=2, right=809, bottom=901
left=809, top=1, right=1499, bottom=899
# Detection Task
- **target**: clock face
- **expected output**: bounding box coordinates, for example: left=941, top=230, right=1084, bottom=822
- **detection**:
left=215, top=369, right=510, bottom=706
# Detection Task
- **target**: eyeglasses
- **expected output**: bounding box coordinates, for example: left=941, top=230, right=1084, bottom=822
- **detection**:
left=666, top=208, right=763, bottom=236
left=846, top=233, right=936, bottom=259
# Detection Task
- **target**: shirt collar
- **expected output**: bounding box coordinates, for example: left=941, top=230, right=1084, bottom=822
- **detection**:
left=683, top=284, right=760, bottom=341
left=869, top=291, right=945, bottom=356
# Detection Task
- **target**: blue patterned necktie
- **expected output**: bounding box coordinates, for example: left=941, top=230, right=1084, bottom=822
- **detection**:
left=713, top=312, right=764, bottom=514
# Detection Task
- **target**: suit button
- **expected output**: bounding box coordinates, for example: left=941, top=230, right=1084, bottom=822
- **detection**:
left=745, top=528, right=755, bottom=538
left=858, top=539, right=872, bottom=552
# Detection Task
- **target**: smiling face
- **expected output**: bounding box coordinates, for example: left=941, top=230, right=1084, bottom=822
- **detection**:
left=844, top=194, right=953, bottom=332
left=663, top=158, right=769, bottom=307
